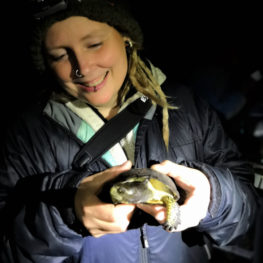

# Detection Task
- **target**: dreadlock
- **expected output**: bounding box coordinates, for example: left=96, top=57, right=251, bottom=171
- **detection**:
left=120, top=46, right=177, bottom=149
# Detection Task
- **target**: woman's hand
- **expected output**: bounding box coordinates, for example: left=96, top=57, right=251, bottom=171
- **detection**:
left=74, top=161, right=136, bottom=237
left=137, top=160, right=211, bottom=232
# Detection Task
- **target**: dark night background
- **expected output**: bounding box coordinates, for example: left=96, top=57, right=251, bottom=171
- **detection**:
left=1, top=1, right=263, bottom=262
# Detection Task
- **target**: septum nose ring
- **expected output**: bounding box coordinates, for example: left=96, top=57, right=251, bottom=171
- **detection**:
left=75, top=69, right=83, bottom=78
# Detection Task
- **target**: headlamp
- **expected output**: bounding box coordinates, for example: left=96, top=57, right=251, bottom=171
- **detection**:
left=28, top=0, right=82, bottom=20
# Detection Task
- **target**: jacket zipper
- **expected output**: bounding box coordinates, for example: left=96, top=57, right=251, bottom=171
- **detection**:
left=140, top=225, right=149, bottom=263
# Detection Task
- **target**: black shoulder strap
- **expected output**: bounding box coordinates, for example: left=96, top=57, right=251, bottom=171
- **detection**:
left=73, top=96, right=152, bottom=169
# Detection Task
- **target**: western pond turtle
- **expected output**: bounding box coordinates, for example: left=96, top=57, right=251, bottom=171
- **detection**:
left=109, top=168, right=181, bottom=231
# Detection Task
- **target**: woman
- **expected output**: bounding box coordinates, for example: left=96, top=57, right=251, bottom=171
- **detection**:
left=0, top=0, right=257, bottom=262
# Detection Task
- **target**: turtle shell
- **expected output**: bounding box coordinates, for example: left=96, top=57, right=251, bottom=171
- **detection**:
left=105, top=168, right=181, bottom=231
left=109, top=168, right=180, bottom=204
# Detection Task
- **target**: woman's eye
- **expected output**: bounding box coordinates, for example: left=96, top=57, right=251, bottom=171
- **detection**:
left=49, top=53, right=67, bottom=62
left=89, top=42, right=102, bottom=49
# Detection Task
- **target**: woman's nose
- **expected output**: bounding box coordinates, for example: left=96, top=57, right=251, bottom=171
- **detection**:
left=73, top=50, right=95, bottom=77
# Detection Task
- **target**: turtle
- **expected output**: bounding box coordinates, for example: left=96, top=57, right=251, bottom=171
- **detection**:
left=109, top=168, right=181, bottom=231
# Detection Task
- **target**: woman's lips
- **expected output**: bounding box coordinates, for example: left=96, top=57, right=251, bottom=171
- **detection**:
left=78, top=71, right=109, bottom=92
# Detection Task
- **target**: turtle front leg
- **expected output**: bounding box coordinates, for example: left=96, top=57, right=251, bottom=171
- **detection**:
left=162, top=196, right=181, bottom=232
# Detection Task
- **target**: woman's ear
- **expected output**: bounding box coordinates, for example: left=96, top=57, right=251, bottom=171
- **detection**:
left=123, top=37, right=133, bottom=49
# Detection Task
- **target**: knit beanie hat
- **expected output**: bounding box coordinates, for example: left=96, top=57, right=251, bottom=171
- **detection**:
left=30, top=0, right=143, bottom=74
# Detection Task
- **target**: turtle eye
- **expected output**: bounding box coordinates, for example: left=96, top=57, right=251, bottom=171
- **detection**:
left=117, top=187, right=125, bottom=194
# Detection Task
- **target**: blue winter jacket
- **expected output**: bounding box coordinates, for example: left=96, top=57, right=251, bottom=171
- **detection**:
left=0, top=84, right=258, bottom=263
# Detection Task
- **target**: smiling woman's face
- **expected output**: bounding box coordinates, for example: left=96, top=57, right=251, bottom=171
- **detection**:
left=45, top=16, right=128, bottom=118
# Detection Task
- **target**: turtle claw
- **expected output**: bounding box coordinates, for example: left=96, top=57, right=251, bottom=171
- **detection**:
left=163, top=223, right=177, bottom=232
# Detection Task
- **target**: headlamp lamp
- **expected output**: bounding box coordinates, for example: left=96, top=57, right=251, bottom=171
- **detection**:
left=29, top=0, right=82, bottom=19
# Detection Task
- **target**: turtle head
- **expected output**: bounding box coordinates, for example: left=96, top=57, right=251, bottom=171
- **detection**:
left=110, top=176, right=151, bottom=204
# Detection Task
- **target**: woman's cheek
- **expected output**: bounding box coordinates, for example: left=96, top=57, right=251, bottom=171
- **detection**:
left=51, top=62, right=72, bottom=81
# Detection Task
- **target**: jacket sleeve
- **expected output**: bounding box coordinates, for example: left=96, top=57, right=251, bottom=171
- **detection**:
left=0, top=164, right=87, bottom=263
left=0, top=119, right=88, bottom=262
left=183, top=93, right=258, bottom=246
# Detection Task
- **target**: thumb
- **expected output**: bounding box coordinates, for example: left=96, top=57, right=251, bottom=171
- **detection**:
left=78, top=161, right=133, bottom=197
left=100, top=161, right=133, bottom=185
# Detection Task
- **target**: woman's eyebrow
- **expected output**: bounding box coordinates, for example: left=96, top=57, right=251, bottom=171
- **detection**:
left=80, top=30, right=108, bottom=42
left=80, top=34, right=94, bottom=41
